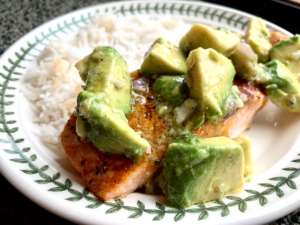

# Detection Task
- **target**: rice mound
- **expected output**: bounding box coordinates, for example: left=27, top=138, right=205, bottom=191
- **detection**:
left=21, top=14, right=188, bottom=145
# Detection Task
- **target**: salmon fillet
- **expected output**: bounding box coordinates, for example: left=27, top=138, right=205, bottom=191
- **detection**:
left=60, top=77, right=266, bottom=201
left=60, top=31, right=289, bottom=201
left=270, top=31, right=289, bottom=46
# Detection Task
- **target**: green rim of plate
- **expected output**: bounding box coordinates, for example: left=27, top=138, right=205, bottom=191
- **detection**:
left=1, top=1, right=299, bottom=222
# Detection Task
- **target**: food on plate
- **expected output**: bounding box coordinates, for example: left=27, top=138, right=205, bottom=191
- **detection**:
left=234, top=136, right=253, bottom=177
left=270, top=34, right=300, bottom=75
left=260, top=60, right=300, bottom=113
left=22, top=13, right=299, bottom=208
left=74, top=46, right=150, bottom=157
left=245, top=17, right=272, bottom=63
left=179, top=24, right=241, bottom=56
left=232, top=43, right=259, bottom=80
left=153, top=75, right=189, bottom=107
left=185, top=48, right=236, bottom=120
left=60, top=21, right=274, bottom=207
left=157, top=134, right=244, bottom=208
left=61, top=18, right=300, bottom=208
left=234, top=48, right=300, bottom=113
left=60, top=78, right=265, bottom=202
left=141, top=38, right=187, bottom=76
left=59, top=17, right=300, bottom=208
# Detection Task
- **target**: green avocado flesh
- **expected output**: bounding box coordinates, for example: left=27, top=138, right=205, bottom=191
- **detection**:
left=153, top=75, right=189, bottom=106
left=257, top=60, right=300, bottom=113
left=233, top=136, right=253, bottom=177
left=75, top=46, right=131, bottom=115
left=245, top=18, right=272, bottom=63
left=179, top=24, right=241, bottom=56
left=185, top=48, right=235, bottom=118
left=232, top=43, right=259, bottom=80
left=141, top=38, right=187, bottom=76
left=208, top=85, right=244, bottom=123
left=232, top=41, right=300, bottom=113
left=270, top=34, right=300, bottom=76
left=75, top=46, right=150, bottom=157
left=157, top=134, right=244, bottom=208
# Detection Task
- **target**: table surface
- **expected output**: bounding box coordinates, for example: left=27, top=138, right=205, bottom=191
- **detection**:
left=1, top=0, right=300, bottom=224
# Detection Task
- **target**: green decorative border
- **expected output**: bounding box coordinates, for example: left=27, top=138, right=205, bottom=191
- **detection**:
left=1, top=1, right=299, bottom=222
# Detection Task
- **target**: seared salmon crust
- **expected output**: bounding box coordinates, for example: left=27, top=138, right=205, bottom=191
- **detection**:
left=59, top=31, right=287, bottom=201
left=60, top=79, right=266, bottom=201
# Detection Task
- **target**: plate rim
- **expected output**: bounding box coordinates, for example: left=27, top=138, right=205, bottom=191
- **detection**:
left=0, top=1, right=299, bottom=224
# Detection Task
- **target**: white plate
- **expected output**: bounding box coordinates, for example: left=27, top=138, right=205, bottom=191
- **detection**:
left=1, top=1, right=300, bottom=224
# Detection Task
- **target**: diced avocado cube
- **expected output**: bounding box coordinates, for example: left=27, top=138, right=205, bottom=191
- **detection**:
left=245, top=18, right=272, bottom=63
left=75, top=46, right=131, bottom=115
left=179, top=24, right=241, bottom=56
left=153, top=75, right=189, bottom=106
left=76, top=92, right=150, bottom=157
left=208, top=85, right=244, bottom=124
left=270, top=34, right=300, bottom=76
left=233, top=136, right=253, bottom=177
left=75, top=47, right=150, bottom=157
left=141, top=38, right=187, bottom=76
left=157, top=134, right=244, bottom=208
left=258, top=60, right=299, bottom=93
left=232, top=43, right=259, bottom=81
left=258, top=60, right=300, bottom=113
left=185, top=48, right=235, bottom=118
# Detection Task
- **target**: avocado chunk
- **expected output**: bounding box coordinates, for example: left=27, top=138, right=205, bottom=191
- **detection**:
left=75, top=46, right=150, bottom=157
left=232, top=43, right=259, bottom=80
left=75, top=46, right=131, bottom=115
left=270, top=34, right=300, bottom=77
left=153, top=75, right=189, bottom=106
left=233, top=136, right=253, bottom=177
left=141, top=38, right=187, bottom=76
left=245, top=17, right=272, bottom=63
left=185, top=48, right=235, bottom=118
left=76, top=93, right=150, bottom=156
left=157, top=134, right=244, bottom=208
left=179, top=24, right=241, bottom=56
left=258, top=60, right=300, bottom=113
left=208, top=85, right=244, bottom=124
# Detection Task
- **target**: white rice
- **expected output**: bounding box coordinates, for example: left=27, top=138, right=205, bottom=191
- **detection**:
left=21, top=14, right=189, bottom=145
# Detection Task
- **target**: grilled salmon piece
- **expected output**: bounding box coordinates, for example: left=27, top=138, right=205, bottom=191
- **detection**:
left=270, top=31, right=289, bottom=46
left=60, top=76, right=266, bottom=201
left=59, top=30, right=289, bottom=201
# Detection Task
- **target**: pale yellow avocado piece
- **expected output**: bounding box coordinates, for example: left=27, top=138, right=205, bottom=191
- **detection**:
left=185, top=48, right=235, bottom=118
left=157, top=134, right=244, bottom=208
left=261, top=60, right=300, bottom=113
left=234, top=136, right=254, bottom=177
left=74, top=47, right=150, bottom=157
left=245, top=17, right=272, bottom=63
left=232, top=43, right=259, bottom=80
left=179, top=24, right=241, bottom=56
left=270, top=34, right=300, bottom=78
left=141, top=38, right=187, bottom=75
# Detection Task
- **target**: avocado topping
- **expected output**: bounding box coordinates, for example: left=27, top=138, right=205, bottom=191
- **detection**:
left=245, top=17, right=272, bottom=63
left=208, top=85, right=244, bottom=124
left=232, top=43, right=259, bottom=81
left=270, top=34, right=300, bottom=77
left=260, top=60, right=300, bottom=113
left=179, top=24, right=241, bottom=56
left=233, top=39, right=300, bottom=113
left=75, top=46, right=131, bottom=114
left=153, top=75, right=189, bottom=106
left=185, top=48, right=236, bottom=118
left=233, top=136, right=254, bottom=177
left=75, top=46, right=150, bottom=157
left=157, top=133, right=244, bottom=208
left=141, top=38, right=187, bottom=76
